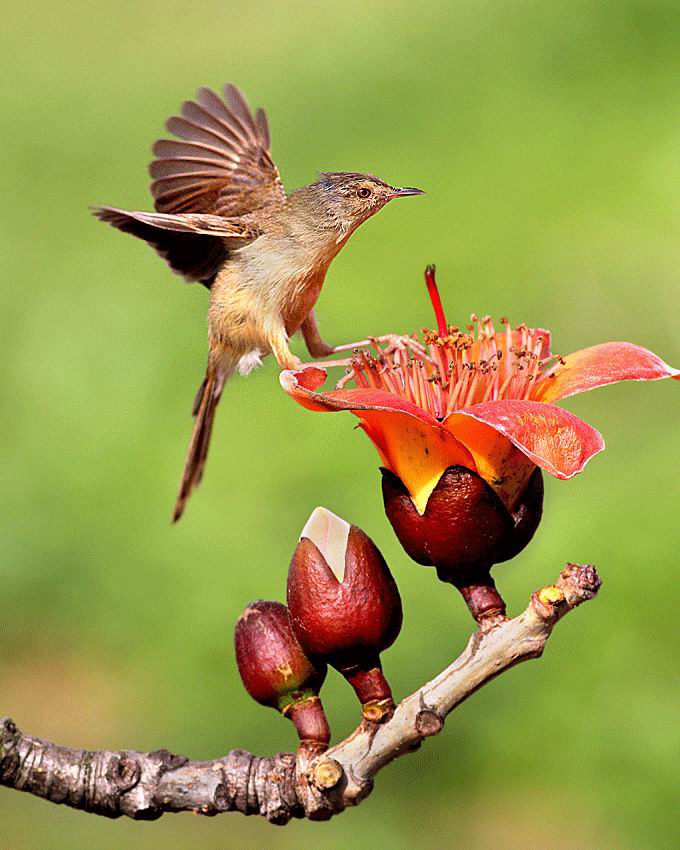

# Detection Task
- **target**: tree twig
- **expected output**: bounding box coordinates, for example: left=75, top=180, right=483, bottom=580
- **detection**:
left=0, top=563, right=600, bottom=824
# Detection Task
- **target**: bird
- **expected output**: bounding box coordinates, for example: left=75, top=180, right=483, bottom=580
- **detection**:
left=93, top=83, right=424, bottom=521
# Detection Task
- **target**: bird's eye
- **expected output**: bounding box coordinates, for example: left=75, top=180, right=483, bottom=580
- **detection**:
left=357, top=187, right=372, bottom=199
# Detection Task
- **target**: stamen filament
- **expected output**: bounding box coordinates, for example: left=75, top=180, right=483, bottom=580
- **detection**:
left=342, top=272, right=563, bottom=421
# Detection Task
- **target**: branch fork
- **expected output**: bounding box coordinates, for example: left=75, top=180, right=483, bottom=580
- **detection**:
left=1, top=563, right=601, bottom=824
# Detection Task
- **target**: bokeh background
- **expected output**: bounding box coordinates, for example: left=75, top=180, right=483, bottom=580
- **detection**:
left=2, top=1, right=679, bottom=848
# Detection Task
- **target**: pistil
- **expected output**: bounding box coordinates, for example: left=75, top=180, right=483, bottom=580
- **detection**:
left=346, top=267, right=564, bottom=418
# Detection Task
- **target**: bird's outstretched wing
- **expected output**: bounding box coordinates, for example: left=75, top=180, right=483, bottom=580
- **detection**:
left=93, top=206, right=258, bottom=285
left=150, top=84, right=285, bottom=217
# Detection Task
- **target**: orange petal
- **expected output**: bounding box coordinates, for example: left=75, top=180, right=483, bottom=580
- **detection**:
left=446, top=399, right=605, bottom=506
left=357, top=411, right=475, bottom=514
left=281, top=368, right=475, bottom=513
left=534, top=342, right=680, bottom=403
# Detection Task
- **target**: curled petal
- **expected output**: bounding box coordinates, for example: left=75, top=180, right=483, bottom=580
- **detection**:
left=534, top=342, right=680, bottom=403
left=281, top=368, right=475, bottom=513
left=281, top=367, right=440, bottom=422
left=447, top=399, right=605, bottom=486
left=442, top=413, right=539, bottom=510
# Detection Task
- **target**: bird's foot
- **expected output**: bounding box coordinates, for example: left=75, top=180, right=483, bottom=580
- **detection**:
left=332, top=333, right=426, bottom=357
left=295, top=357, right=355, bottom=371
left=278, top=353, right=303, bottom=370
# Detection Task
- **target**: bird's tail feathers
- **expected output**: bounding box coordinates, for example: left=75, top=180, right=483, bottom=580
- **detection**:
left=173, top=366, right=230, bottom=522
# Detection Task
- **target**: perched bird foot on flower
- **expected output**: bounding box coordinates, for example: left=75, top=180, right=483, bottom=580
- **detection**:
left=93, top=83, right=424, bottom=521
left=331, top=333, right=427, bottom=356
left=296, top=357, right=356, bottom=372
left=281, top=265, right=678, bottom=624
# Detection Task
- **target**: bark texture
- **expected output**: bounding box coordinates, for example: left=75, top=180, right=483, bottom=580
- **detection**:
left=1, top=563, right=600, bottom=824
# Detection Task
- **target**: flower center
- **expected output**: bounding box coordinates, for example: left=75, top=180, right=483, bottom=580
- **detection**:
left=346, top=267, right=565, bottom=419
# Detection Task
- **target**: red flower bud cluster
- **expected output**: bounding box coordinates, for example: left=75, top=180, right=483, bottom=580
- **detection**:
left=234, top=508, right=402, bottom=749
left=288, top=507, right=402, bottom=722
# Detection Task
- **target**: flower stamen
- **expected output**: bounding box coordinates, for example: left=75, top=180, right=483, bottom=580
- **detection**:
left=343, top=267, right=569, bottom=419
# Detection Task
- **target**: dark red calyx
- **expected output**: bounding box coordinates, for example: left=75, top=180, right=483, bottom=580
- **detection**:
left=381, top=465, right=543, bottom=577
left=234, top=600, right=330, bottom=746
left=287, top=508, right=402, bottom=719
left=381, top=465, right=543, bottom=624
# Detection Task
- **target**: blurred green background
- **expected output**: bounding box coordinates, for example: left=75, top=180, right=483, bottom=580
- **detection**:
left=2, top=1, right=679, bottom=848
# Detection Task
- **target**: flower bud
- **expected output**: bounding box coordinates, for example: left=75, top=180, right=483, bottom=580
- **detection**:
left=381, top=465, right=543, bottom=623
left=287, top=507, right=402, bottom=722
left=234, top=600, right=330, bottom=750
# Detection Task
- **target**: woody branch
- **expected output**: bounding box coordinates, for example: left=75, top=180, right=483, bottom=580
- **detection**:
left=0, top=563, right=600, bottom=824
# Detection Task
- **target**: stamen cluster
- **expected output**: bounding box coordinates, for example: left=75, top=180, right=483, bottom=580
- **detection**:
left=347, top=316, right=565, bottom=420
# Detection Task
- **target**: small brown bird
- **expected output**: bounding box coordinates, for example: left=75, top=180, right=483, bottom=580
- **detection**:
left=94, top=84, right=423, bottom=521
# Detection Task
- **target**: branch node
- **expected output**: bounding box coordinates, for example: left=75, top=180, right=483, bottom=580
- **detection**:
left=559, top=563, right=601, bottom=604
left=361, top=697, right=394, bottom=724
left=415, top=710, right=444, bottom=738
left=309, top=757, right=343, bottom=791
left=148, top=749, right=189, bottom=774
left=105, top=755, right=141, bottom=792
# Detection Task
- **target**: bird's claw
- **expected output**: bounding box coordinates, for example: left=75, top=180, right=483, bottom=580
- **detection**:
left=367, top=333, right=426, bottom=357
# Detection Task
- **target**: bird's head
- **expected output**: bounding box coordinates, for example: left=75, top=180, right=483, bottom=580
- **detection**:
left=303, top=172, right=424, bottom=237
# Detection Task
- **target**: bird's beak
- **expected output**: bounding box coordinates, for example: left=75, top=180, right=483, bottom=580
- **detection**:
left=387, top=186, right=425, bottom=199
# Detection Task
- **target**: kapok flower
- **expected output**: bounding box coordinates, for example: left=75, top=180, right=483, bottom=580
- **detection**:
left=281, top=266, right=678, bottom=622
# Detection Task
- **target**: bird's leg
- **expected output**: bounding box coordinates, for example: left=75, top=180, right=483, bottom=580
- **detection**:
left=302, top=311, right=425, bottom=360
left=296, top=357, right=355, bottom=370
left=271, top=321, right=353, bottom=372
left=301, top=311, right=335, bottom=358
left=333, top=333, right=428, bottom=358
left=268, top=326, right=302, bottom=371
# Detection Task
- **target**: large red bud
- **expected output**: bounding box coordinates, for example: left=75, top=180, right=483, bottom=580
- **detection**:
left=287, top=508, right=403, bottom=722
left=234, top=600, right=330, bottom=749
left=381, top=465, right=543, bottom=623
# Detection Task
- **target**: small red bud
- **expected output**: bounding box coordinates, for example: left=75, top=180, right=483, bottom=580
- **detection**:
left=381, top=465, right=543, bottom=623
left=287, top=508, right=402, bottom=722
left=234, top=600, right=330, bottom=749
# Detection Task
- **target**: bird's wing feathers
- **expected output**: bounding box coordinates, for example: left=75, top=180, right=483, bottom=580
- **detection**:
left=93, top=206, right=258, bottom=287
left=150, top=84, right=285, bottom=217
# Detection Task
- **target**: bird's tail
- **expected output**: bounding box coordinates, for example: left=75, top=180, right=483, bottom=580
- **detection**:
left=173, top=366, right=230, bottom=522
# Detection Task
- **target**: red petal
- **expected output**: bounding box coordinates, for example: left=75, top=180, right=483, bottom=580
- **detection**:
left=280, top=367, right=440, bottom=424
left=447, top=399, right=605, bottom=481
left=534, top=342, right=680, bottom=403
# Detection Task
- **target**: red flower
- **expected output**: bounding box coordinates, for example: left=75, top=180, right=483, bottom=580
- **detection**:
left=281, top=267, right=677, bottom=623
left=281, top=267, right=678, bottom=517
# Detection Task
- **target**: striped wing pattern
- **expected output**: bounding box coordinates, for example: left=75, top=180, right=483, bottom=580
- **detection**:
left=150, top=84, right=285, bottom=217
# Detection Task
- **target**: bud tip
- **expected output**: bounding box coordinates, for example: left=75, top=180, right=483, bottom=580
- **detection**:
left=300, top=506, right=350, bottom=582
